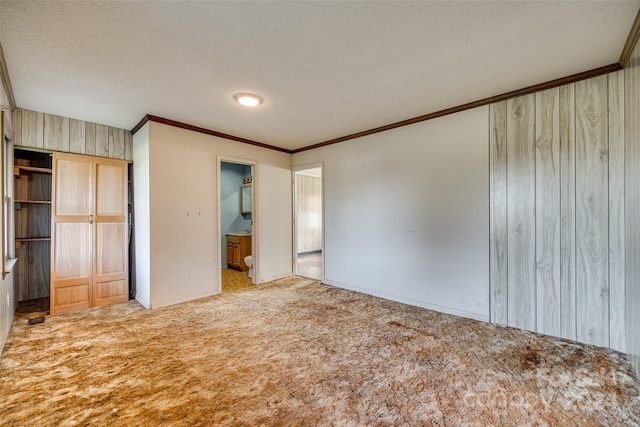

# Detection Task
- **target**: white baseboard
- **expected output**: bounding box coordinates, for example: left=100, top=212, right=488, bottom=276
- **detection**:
left=323, top=279, right=489, bottom=323
left=149, top=291, right=219, bottom=309
left=259, top=272, right=293, bottom=284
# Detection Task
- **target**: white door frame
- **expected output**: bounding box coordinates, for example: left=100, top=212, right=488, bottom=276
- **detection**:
left=217, top=156, right=258, bottom=292
left=292, top=162, right=324, bottom=282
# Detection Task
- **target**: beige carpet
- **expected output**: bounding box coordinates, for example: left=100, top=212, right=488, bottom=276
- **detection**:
left=1, top=277, right=639, bottom=426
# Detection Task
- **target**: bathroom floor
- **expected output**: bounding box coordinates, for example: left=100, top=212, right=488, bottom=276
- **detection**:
left=221, top=268, right=253, bottom=292
left=296, top=251, right=322, bottom=280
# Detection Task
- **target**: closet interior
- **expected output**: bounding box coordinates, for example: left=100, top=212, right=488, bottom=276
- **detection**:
left=14, top=148, right=51, bottom=303
left=13, top=148, right=132, bottom=315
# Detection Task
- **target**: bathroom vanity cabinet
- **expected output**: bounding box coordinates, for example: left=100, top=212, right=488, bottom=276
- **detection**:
left=226, top=234, right=251, bottom=271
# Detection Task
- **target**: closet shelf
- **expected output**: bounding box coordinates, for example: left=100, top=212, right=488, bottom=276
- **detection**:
left=14, top=149, right=53, bottom=304
left=14, top=166, right=52, bottom=175
left=15, top=200, right=52, bottom=205
left=15, top=237, right=51, bottom=249
left=16, top=237, right=51, bottom=241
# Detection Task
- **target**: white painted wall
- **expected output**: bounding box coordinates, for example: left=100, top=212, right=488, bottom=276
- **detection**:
left=293, top=107, right=490, bottom=321
left=256, top=163, right=293, bottom=282
left=134, top=121, right=292, bottom=309
left=133, top=123, right=151, bottom=309
left=148, top=124, right=218, bottom=307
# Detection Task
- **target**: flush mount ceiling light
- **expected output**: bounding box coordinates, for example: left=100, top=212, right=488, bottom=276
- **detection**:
left=234, top=93, right=263, bottom=107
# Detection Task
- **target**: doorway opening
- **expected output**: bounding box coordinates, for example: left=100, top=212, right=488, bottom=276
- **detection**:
left=220, top=160, right=254, bottom=293
left=293, top=166, right=323, bottom=280
left=14, top=148, right=52, bottom=314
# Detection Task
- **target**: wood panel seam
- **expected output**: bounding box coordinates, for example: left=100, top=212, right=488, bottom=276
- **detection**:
left=16, top=108, right=132, bottom=162
left=491, top=75, right=621, bottom=349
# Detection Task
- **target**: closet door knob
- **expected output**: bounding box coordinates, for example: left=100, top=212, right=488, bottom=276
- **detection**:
left=89, top=215, right=94, bottom=224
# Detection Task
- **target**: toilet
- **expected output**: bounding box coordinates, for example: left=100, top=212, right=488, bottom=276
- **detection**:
left=244, top=255, right=253, bottom=279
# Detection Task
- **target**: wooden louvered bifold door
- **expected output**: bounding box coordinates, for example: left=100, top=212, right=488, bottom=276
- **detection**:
left=50, top=153, right=128, bottom=315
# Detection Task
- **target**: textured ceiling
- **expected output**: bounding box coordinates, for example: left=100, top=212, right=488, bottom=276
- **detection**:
left=0, top=1, right=638, bottom=151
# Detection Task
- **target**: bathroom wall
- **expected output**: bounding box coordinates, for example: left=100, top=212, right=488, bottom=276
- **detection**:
left=293, top=107, right=490, bottom=321
left=221, top=162, right=252, bottom=267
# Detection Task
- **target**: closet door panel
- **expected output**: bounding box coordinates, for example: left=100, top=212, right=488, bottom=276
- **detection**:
left=51, top=153, right=93, bottom=315
left=96, top=163, right=126, bottom=216
left=55, top=157, right=91, bottom=216
left=93, top=158, right=128, bottom=306
left=96, top=222, right=126, bottom=278
left=53, top=284, right=90, bottom=313
left=51, top=153, right=128, bottom=314
left=54, top=222, right=91, bottom=279
left=94, top=280, right=127, bottom=307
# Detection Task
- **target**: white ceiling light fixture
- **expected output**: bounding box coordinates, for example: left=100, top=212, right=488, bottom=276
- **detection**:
left=234, top=93, right=263, bottom=107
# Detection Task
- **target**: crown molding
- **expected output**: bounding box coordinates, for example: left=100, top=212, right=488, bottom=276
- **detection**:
left=620, top=7, right=640, bottom=68
left=133, top=63, right=622, bottom=156
left=293, top=63, right=622, bottom=153
left=132, top=114, right=292, bottom=154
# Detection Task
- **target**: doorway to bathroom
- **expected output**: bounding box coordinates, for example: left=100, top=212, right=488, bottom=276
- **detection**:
left=220, top=160, right=255, bottom=293
left=293, top=165, right=323, bottom=280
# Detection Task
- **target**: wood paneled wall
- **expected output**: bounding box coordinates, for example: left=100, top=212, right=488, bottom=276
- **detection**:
left=12, top=108, right=133, bottom=162
left=490, top=72, right=625, bottom=351
left=625, top=41, right=640, bottom=376
left=295, top=173, right=322, bottom=254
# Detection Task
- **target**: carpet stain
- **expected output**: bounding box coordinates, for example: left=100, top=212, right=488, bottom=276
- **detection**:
left=388, top=320, right=440, bottom=340
left=1, top=277, right=639, bottom=426
left=521, top=342, right=541, bottom=370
